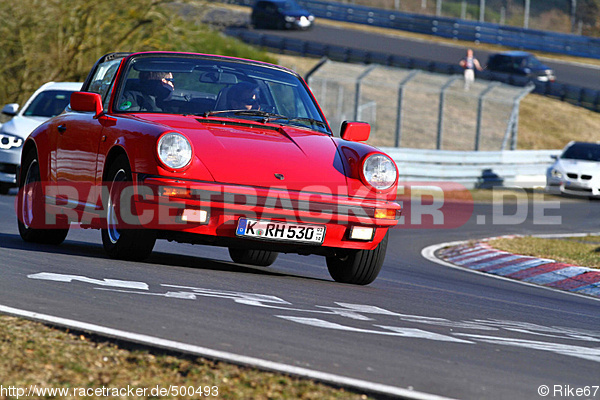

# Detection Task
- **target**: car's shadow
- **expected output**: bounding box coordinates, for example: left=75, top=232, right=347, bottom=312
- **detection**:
left=0, top=232, right=329, bottom=283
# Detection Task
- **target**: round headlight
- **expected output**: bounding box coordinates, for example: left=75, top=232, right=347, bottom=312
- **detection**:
left=362, top=154, right=397, bottom=190
left=157, top=132, right=192, bottom=169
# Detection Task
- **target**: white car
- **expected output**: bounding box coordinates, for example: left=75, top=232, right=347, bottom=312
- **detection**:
left=546, top=141, right=600, bottom=198
left=0, top=81, right=82, bottom=194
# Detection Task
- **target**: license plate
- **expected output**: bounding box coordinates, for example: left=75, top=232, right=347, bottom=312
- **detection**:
left=236, top=218, right=325, bottom=244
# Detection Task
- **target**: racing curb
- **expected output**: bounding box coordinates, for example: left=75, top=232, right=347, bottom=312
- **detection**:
left=435, top=235, right=600, bottom=299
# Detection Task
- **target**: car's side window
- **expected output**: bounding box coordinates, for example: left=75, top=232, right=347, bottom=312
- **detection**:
left=87, top=59, right=123, bottom=108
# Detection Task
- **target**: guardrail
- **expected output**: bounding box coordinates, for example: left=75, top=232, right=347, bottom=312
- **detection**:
left=224, top=0, right=600, bottom=60
left=226, top=29, right=600, bottom=112
left=382, top=147, right=560, bottom=188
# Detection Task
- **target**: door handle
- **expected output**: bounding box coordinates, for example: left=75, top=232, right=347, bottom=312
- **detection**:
left=57, top=124, right=67, bottom=133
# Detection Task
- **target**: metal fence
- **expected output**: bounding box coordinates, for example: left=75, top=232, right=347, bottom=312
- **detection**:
left=224, top=0, right=600, bottom=59
left=382, top=147, right=559, bottom=188
left=306, top=59, right=533, bottom=151
left=226, top=29, right=600, bottom=113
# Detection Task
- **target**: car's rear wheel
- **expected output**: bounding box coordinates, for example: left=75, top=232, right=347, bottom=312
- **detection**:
left=228, top=248, right=278, bottom=267
left=101, top=155, right=156, bottom=261
left=326, top=231, right=388, bottom=285
left=17, top=150, right=69, bottom=244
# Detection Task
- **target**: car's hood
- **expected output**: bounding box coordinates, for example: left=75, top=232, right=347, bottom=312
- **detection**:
left=1, top=116, right=48, bottom=139
left=557, top=158, right=600, bottom=174
left=179, top=118, right=347, bottom=192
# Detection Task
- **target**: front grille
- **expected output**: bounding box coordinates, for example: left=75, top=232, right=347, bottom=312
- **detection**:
left=581, top=175, right=593, bottom=180
left=0, top=163, right=18, bottom=174
left=567, top=173, right=578, bottom=179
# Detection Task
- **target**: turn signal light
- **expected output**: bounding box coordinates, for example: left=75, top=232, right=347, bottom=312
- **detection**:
left=161, top=187, right=192, bottom=199
left=374, top=208, right=397, bottom=219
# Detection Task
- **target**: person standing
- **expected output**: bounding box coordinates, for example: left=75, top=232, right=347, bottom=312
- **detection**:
left=460, top=49, right=483, bottom=90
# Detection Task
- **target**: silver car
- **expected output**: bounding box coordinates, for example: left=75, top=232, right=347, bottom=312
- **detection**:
left=0, top=81, right=81, bottom=194
left=546, top=141, right=600, bottom=198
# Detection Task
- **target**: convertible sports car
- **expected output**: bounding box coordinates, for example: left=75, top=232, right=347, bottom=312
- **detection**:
left=17, top=51, right=400, bottom=285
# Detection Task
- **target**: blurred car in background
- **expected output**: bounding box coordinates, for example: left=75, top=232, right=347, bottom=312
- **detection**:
left=251, top=0, right=314, bottom=30
left=0, top=81, right=81, bottom=194
left=546, top=141, right=600, bottom=198
left=486, top=51, right=556, bottom=82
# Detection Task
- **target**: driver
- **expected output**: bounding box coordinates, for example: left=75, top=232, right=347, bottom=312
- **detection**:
left=120, top=71, right=174, bottom=111
left=140, top=71, right=174, bottom=102
left=227, top=82, right=260, bottom=111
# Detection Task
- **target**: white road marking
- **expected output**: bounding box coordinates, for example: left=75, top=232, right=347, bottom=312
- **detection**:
left=276, top=316, right=474, bottom=344
left=25, top=272, right=600, bottom=365
left=0, top=304, right=456, bottom=400
left=27, top=272, right=148, bottom=290
left=455, top=333, right=600, bottom=363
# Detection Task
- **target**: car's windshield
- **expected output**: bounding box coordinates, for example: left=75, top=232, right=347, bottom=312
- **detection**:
left=515, top=55, right=544, bottom=69
left=561, top=143, right=600, bottom=162
left=23, top=90, right=74, bottom=118
left=114, top=55, right=329, bottom=134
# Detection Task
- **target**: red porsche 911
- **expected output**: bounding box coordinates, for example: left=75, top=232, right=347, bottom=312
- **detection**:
left=17, top=51, right=400, bottom=285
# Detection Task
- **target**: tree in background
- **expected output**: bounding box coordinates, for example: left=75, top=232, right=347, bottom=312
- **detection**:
left=574, top=0, right=600, bottom=36
left=0, top=0, right=273, bottom=106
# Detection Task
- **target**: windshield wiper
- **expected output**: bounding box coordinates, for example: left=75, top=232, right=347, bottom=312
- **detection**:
left=201, top=110, right=327, bottom=129
left=286, top=117, right=328, bottom=128
left=202, top=109, right=287, bottom=122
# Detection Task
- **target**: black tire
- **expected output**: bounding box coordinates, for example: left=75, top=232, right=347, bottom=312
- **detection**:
left=229, top=248, right=278, bottom=267
left=17, top=150, right=69, bottom=244
left=0, top=183, right=10, bottom=195
left=101, top=155, right=156, bottom=261
left=326, top=232, right=389, bottom=285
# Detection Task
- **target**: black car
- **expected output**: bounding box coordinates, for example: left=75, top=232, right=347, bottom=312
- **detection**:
left=486, top=51, right=556, bottom=82
left=251, top=0, right=315, bottom=30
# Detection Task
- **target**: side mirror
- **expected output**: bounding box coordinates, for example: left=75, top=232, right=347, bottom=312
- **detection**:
left=340, top=121, right=370, bottom=142
left=70, top=92, right=103, bottom=116
left=551, top=155, right=558, bottom=160
left=1, top=103, right=19, bottom=116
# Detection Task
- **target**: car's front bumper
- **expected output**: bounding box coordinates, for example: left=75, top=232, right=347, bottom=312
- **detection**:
left=560, top=181, right=600, bottom=197
left=133, top=175, right=400, bottom=252
left=546, top=175, right=600, bottom=197
left=0, top=147, right=21, bottom=185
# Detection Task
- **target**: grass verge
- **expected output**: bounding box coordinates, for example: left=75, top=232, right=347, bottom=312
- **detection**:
left=489, top=235, right=600, bottom=269
left=0, top=314, right=373, bottom=400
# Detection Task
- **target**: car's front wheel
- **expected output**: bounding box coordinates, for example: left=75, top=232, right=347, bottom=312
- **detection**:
left=101, top=155, right=156, bottom=261
left=228, top=248, right=278, bottom=267
left=17, top=150, right=69, bottom=244
left=326, top=232, right=388, bottom=285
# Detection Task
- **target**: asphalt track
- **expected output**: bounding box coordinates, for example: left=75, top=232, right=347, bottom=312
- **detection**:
left=244, top=24, right=600, bottom=90
left=1, top=190, right=600, bottom=399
